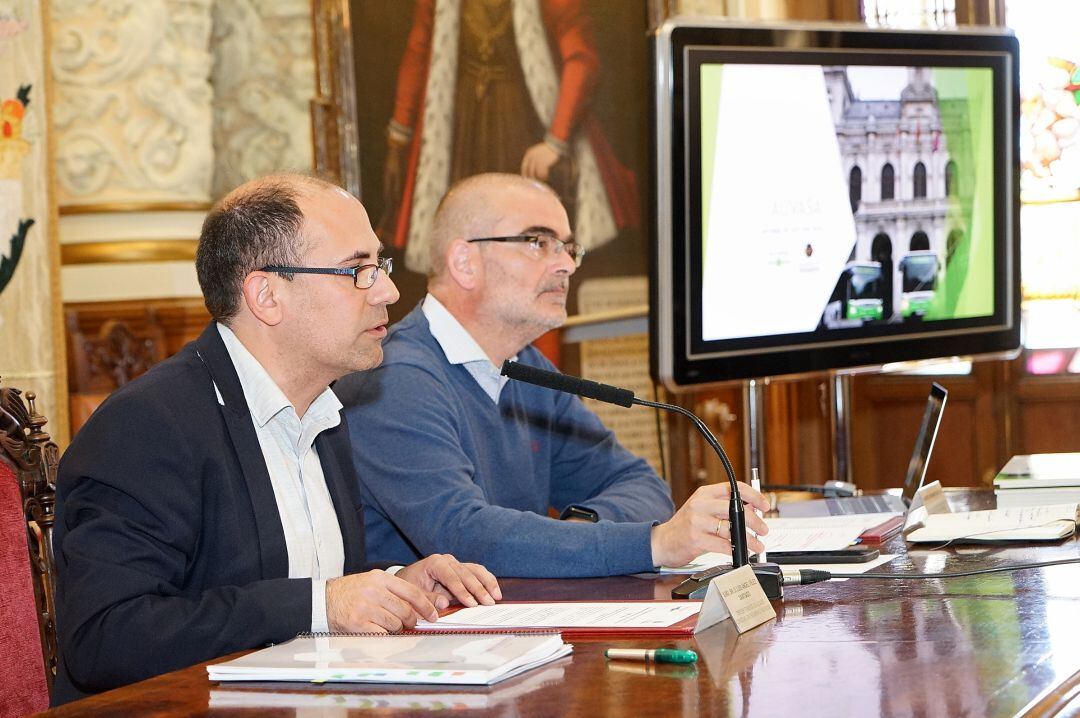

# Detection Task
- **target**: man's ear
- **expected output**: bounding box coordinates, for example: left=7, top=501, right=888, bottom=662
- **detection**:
left=446, top=238, right=480, bottom=290
left=241, top=271, right=285, bottom=326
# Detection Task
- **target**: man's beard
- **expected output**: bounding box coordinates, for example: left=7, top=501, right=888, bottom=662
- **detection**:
left=499, top=292, right=568, bottom=345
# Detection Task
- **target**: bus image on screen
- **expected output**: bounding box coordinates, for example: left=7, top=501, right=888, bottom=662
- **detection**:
left=822, top=261, right=885, bottom=329
left=899, top=250, right=940, bottom=318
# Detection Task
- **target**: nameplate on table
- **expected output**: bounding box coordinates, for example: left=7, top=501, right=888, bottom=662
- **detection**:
left=919, top=480, right=950, bottom=515
left=694, top=564, right=776, bottom=634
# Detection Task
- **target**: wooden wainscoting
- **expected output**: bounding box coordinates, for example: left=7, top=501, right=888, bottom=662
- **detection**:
left=61, top=299, right=1080, bottom=494
left=665, top=357, right=1080, bottom=501
left=1009, top=366, right=1080, bottom=456
left=663, top=379, right=841, bottom=505
left=850, top=363, right=1002, bottom=489
left=852, top=357, right=1080, bottom=489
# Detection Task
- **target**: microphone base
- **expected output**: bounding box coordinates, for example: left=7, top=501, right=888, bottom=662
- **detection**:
left=671, top=563, right=784, bottom=601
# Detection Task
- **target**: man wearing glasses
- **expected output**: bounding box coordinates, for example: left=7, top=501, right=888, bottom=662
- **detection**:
left=338, top=173, right=767, bottom=578
left=52, top=174, right=500, bottom=704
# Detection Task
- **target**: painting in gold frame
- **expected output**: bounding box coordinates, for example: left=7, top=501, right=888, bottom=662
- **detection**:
left=349, top=0, right=651, bottom=320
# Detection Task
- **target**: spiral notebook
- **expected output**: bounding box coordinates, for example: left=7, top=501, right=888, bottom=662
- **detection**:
left=209, top=664, right=566, bottom=709
left=208, top=632, right=571, bottom=686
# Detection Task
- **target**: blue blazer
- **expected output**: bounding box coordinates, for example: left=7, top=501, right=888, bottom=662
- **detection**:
left=53, top=323, right=370, bottom=704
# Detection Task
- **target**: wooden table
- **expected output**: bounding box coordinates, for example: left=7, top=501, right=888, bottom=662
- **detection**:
left=37, top=490, right=1080, bottom=717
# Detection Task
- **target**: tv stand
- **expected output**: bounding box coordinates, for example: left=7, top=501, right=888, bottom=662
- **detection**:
left=741, top=373, right=854, bottom=488
left=829, top=373, right=854, bottom=485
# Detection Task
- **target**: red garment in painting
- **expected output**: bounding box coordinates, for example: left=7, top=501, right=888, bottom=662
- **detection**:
left=387, top=0, right=637, bottom=255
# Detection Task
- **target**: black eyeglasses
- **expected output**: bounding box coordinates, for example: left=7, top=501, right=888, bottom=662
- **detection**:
left=467, top=235, right=585, bottom=267
left=260, top=257, right=393, bottom=289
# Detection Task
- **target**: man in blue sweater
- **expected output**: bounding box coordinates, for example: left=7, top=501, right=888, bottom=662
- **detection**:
left=337, top=173, right=768, bottom=577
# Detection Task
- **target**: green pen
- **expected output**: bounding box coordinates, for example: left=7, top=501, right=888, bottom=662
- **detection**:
left=604, top=648, right=698, bottom=664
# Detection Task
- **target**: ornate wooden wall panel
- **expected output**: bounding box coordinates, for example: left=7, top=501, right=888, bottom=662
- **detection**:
left=63, top=298, right=209, bottom=434
left=665, top=385, right=745, bottom=507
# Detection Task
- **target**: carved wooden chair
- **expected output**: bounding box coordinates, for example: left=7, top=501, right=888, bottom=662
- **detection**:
left=0, top=378, right=59, bottom=714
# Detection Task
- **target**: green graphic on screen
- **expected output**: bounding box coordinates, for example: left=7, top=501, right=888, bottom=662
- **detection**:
left=698, top=63, right=996, bottom=343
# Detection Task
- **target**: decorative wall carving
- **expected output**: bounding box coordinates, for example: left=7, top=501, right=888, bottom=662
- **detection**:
left=64, top=297, right=209, bottom=433
left=210, top=0, right=314, bottom=197
left=50, top=0, right=214, bottom=206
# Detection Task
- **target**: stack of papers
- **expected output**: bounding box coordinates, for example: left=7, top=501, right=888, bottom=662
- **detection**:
left=208, top=633, right=571, bottom=686
left=994, top=453, right=1080, bottom=508
left=662, top=514, right=894, bottom=573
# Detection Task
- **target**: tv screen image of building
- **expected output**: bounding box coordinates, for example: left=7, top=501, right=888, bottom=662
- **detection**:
left=699, top=62, right=995, bottom=343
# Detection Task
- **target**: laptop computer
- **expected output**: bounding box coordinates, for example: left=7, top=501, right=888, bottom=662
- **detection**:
left=778, top=382, right=948, bottom=518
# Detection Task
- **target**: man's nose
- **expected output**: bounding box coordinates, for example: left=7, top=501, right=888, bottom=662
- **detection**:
left=369, top=269, right=400, bottom=305
left=553, top=247, right=577, bottom=275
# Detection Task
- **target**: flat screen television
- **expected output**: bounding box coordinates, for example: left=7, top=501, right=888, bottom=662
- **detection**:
left=650, top=21, right=1020, bottom=390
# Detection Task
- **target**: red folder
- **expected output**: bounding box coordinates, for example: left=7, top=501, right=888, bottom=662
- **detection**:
left=858, top=515, right=905, bottom=542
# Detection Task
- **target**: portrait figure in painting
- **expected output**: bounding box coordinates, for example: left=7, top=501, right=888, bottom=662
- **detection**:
left=379, top=0, right=639, bottom=275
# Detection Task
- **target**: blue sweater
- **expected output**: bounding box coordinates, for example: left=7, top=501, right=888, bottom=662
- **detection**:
left=336, top=306, right=675, bottom=577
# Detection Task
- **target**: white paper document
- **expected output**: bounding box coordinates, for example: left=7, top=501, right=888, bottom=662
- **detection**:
left=662, top=514, right=895, bottom=573
left=417, top=602, right=700, bottom=630
left=906, top=503, right=1079, bottom=543
left=763, top=515, right=896, bottom=549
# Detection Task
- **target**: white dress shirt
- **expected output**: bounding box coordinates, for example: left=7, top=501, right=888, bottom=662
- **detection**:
left=423, top=294, right=516, bottom=404
left=216, top=323, right=345, bottom=632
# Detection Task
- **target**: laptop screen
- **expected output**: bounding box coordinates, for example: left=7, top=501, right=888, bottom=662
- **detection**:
left=900, top=383, right=949, bottom=505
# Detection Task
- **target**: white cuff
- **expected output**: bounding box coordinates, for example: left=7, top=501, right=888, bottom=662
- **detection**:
left=543, top=131, right=569, bottom=157
left=386, top=565, right=405, bottom=576
left=311, top=578, right=329, bottom=633
left=388, top=120, right=413, bottom=145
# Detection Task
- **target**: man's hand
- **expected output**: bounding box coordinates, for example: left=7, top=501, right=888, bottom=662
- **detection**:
left=396, top=554, right=502, bottom=610
left=520, top=142, right=560, bottom=182
left=649, top=482, right=770, bottom=568
left=326, top=570, right=440, bottom=632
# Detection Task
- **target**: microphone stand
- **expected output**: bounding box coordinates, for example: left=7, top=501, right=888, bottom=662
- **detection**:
left=631, top=397, right=749, bottom=567
left=498, top=359, right=783, bottom=600
left=632, top=397, right=784, bottom=601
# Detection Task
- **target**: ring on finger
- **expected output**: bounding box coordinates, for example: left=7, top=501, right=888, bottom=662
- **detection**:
left=715, top=518, right=726, bottom=536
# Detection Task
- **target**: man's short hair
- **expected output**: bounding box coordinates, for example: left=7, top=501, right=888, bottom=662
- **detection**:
left=428, top=173, right=560, bottom=277
left=196, top=174, right=334, bottom=322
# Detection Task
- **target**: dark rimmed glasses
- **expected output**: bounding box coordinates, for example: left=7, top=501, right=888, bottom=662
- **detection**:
left=467, top=235, right=585, bottom=267
left=260, top=257, right=393, bottom=289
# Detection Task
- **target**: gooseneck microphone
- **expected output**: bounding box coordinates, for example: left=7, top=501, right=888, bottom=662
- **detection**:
left=501, top=360, right=785, bottom=599
left=501, top=360, right=751, bottom=567
left=501, top=361, right=636, bottom=408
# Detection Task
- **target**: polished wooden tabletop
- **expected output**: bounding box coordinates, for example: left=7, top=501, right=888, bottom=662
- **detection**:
left=37, top=490, right=1080, bottom=718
